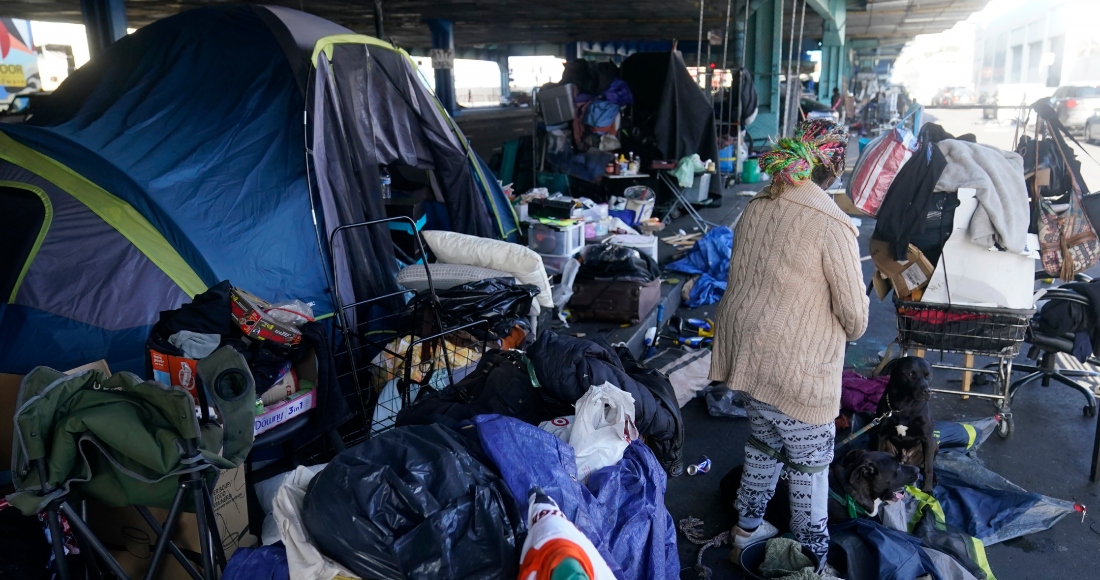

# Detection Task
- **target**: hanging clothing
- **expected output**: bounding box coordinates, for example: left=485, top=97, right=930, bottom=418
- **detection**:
left=872, top=142, right=949, bottom=261
left=934, top=139, right=1030, bottom=254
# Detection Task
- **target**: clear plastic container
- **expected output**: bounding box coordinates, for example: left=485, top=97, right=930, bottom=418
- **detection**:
left=528, top=222, right=585, bottom=256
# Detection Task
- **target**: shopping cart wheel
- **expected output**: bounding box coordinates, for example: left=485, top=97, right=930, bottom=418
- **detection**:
left=1085, top=405, right=1096, bottom=418
left=997, top=415, right=1014, bottom=439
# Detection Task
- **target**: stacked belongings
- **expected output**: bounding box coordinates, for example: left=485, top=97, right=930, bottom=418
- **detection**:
left=568, top=242, right=663, bottom=324
left=146, top=280, right=351, bottom=441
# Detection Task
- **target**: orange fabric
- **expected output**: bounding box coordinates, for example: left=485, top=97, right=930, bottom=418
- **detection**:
left=519, top=538, right=595, bottom=579
left=500, top=325, right=527, bottom=350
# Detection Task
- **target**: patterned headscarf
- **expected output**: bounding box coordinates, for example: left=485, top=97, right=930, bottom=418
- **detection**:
left=758, top=119, right=849, bottom=186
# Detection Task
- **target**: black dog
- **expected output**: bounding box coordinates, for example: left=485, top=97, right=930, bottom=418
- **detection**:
left=873, top=356, right=936, bottom=493
left=719, top=449, right=919, bottom=532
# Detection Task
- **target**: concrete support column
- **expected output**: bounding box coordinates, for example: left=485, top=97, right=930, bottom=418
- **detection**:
left=563, top=42, right=579, bottom=62
left=817, top=42, right=847, bottom=104
left=425, top=18, right=457, bottom=115
left=80, top=0, right=127, bottom=58
left=744, top=0, right=782, bottom=140
left=497, top=54, right=511, bottom=100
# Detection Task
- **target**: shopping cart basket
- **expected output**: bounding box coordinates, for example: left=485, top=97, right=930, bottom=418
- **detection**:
left=895, top=299, right=1033, bottom=438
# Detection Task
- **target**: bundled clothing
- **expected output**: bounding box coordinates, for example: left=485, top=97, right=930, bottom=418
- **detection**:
left=873, top=141, right=949, bottom=261
left=934, top=139, right=1030, bottom=254
left=840, top=371, right=889, bottom=414
left=529, top=331, right=684, bottom=474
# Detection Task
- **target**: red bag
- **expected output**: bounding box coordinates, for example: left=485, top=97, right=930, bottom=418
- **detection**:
left=847, top=110, right=920, bottom=216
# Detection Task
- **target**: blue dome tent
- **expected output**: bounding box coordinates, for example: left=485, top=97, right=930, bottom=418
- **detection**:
left=0, top=5, right=518, bottom=375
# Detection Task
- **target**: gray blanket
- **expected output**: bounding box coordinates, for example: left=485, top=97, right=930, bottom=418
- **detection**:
left=934, top=139, right=1029, bottom=254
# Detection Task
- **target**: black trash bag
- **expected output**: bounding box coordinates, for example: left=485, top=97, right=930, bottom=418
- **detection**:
left=301, top=423, right=525, bottom=580
left=395, top=349, right=571, bottom=427
left=409, top=278, right=538, bottom=340
left=578, top=243, right=661, bottom=282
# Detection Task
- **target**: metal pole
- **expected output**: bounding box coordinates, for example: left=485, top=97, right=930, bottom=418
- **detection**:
left=373, top=0, right=384, bottom=39
left=791, top=0, right=807, bottom=135
left=697, top=0, right=706, bottom=78
left=737, top=0, right=750, bottom=168
left=719, top=0, right=732, bottom=186
left=782, top=0, right=797, bottom=137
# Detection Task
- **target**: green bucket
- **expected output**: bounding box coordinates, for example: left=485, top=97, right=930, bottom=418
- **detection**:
left=742, top=159, right=761, bottom=184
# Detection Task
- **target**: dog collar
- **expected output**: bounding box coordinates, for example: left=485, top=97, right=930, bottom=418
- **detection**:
left=829, top=489, right=870, bottom=519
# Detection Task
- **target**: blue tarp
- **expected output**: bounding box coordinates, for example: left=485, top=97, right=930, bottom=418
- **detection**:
left=831, top=519, right=944, bottom=580
left=223, top=545, right=290, bottom=580
left=472, top=414, right=680, bottom=580
left=666, top=226, right=733, bottom=307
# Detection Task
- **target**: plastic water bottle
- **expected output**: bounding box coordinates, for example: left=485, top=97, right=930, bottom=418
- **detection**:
left=380, top=168, right=392, bottom=200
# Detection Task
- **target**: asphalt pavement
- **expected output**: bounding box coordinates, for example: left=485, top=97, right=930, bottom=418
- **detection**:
left=666, top=110, right=1100, bottom=579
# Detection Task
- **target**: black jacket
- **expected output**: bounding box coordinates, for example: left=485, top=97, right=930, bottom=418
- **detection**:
left=1037, top=281, right=1100, bottom=356
left=529, top=331, right=683, bottom=474
left=872, top=141, right=948, bottom=261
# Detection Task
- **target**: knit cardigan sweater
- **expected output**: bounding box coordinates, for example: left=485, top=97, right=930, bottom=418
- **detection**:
left=709, top=181, right=869, bottom=425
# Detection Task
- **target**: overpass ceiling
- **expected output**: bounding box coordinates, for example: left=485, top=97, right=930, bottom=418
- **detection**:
left=846, top=0, right=989, bottom=51
left=1, top=0, right=985, bottom=52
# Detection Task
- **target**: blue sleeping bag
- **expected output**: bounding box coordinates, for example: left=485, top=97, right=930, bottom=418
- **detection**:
left=473, top=414, right=680, bottom=580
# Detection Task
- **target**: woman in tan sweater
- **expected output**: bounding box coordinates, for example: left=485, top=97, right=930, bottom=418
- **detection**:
left=711, top=119, right=868, bottom=570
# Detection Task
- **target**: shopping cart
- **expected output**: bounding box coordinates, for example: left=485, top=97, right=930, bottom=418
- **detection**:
left=894, top=299, right=1034, bottom=439
left=329, top=217, right=489, bottom=446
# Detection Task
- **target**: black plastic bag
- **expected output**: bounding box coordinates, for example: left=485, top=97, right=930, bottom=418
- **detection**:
left=578, top=243, right=661, bottom=282
left=395, top=349, right=570, bottom=427
left=301, top=423, right=524, bottom=580
left=410, top=277, right=538, bottom=340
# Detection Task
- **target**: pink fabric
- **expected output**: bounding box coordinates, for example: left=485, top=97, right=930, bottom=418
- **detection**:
left=849, top=128, right=916, bottom=216
left=841, top=370, right=889, bottom=414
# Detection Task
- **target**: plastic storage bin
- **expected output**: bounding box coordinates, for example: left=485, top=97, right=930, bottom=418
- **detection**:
left=540, top=253, right=579, bottom=276
left=682, top=172, right=712, bottom=203
left=528, top=222, right=585, bottom=256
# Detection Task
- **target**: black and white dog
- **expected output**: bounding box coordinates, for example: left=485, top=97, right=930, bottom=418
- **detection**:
left=873, top=356, right=937, bottom=493
left=720, top=449, right=920, bottom=531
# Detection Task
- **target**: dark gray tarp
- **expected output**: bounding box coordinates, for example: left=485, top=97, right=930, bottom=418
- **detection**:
left=621, top=52, right=720, bottom=194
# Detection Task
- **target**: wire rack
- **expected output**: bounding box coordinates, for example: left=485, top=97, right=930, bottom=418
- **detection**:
left=895, top=299, right=1034, bottom=439
left=329, top=217, right=488, bottom=446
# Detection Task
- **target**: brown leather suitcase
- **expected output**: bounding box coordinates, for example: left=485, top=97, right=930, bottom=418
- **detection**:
left=568, top=277, right=661, bottom=324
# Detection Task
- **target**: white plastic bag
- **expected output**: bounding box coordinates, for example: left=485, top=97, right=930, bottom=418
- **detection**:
left=539, top=415, right=576, bottom=442
left=568, top=382, right=638, bottom=482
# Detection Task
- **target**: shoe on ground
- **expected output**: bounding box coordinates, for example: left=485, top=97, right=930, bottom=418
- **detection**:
left=727, top=520, right=779, bottom=565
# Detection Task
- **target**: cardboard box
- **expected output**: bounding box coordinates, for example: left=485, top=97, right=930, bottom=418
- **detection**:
left=869, top=239, right=936, bottom=300
left=149, top=349, right=200, bottom=403
left=229, top=288, right=303, bottom=346
left=254, top=348, right=319, bottom=436
left=830, top=190, right=872, bottom=217
left=87, top=464, right=252, bottom=580
left=0, top=373, right=21, bottom=475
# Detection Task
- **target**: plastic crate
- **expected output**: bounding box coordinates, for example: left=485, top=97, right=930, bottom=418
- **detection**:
left=528, top=222, right=584, bottom=256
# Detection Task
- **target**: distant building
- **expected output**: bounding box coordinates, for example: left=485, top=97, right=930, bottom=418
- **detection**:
left=974, top=0, right=1100, bottom=106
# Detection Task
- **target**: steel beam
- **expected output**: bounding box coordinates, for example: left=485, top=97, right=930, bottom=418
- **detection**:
left=425, top=18, right=457, bottom=115
left=80, top=0, right=127, bottom=58
left=744, top=0, right=782, bottom=141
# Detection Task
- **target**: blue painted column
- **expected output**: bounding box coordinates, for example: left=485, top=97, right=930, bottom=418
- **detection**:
left=744, top=0, right=782, bottom=141
left=425, top=19, right=457, bottom=115
left=80, top=0, right=127, bottom=58
left=564, top=42, right=579, bottom=62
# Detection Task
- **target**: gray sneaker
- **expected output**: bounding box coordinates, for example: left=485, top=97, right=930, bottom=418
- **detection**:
left=728, top=520, right=779, bottom=564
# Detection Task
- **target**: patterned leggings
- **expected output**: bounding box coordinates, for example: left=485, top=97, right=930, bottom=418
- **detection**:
left=734, top=395, right=835, bottom=567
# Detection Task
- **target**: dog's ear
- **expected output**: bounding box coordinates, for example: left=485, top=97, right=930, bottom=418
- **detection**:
left=878, top=357, right=901, bottom=378
left=846, top=457, right=879, bottom=511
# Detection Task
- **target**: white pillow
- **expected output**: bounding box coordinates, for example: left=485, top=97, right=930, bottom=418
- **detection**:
left=421, top=230, right=554, bottom=308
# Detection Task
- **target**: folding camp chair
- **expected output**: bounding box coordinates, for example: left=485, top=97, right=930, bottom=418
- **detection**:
left=8, top=347, right=255, bottom=580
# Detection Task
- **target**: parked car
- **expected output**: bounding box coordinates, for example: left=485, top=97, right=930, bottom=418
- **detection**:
left=932, top=87, right=975, bottom=107
left=1084, top=109, right=1100, bottom=144
left=1053, top=85, right=1100, bottom=134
